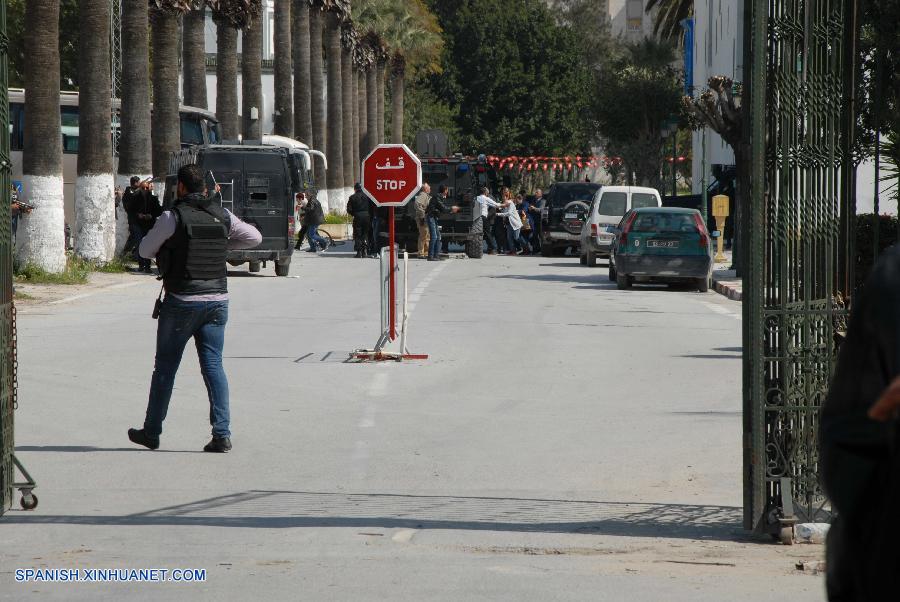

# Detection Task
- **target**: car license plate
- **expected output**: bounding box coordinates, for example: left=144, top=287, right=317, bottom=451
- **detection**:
left=565, top=213, right=578, bottom=219
left=647, top=240, right=679, bottom=248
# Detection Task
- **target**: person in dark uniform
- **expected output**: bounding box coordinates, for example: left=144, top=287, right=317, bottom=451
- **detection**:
left=127, top=164, right=261, bottom=453
left=425, top=185, right=459, bottom=261
left=123, top=178, right=162, bottom=272
left=821, top=245, right=900, bottom=600
left=346, top=183, right=372, bottom=258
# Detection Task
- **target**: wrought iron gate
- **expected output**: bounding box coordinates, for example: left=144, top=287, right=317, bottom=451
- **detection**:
left=743, top=0, right=858, bottom=537
left=0, top=0, right=13, bottom=514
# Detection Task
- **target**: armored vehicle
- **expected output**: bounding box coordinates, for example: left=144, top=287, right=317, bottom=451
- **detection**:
left=166, top=143, right=316, bottom=276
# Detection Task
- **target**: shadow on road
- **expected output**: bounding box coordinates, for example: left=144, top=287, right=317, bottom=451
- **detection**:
left=489, top=274, right=617, bottom=287
left=3, top=490, right=747, bottom=541
left=15, top=445, right=204, bottom=454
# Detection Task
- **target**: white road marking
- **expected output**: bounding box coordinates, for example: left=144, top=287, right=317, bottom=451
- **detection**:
left=369, top=372, right=390, bottom=397
left=701, top=301, right=742, bottom=321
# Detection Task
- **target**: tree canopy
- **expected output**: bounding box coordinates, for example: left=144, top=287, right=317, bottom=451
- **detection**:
left=423, top=0, right=594, bottom=156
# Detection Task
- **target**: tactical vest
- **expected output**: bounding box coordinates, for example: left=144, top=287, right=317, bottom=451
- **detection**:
left=159, top=197, right=231, bottom=295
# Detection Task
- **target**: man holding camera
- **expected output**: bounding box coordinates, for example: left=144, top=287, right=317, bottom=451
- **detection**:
left=123, top=176, right=162, bottom=273
left=127, top=164, right=261, bottom=453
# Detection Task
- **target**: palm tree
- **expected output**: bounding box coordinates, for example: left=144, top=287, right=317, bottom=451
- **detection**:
left=242, top=15, right=263, bottom=139
left=645, top=0, right=692, bottom=44
left=324, top=2, right=348, bottom=211
left=362, top=32, right=381, bottom=156
left=375, top=57, right=385, bottom=144
left=18, top=0, right=66, bottom=272
left=273, top=0, right=293, bottom=137
left=183, top=3, right=209, bottom=109
left=208, top=1, right=260, bottom=140
left=309, top=2, right=327, bottom=193
left=292, top=0, right=313, bottom=144
left=150, top=2, right=192, bottom=179
left=74, top=0, right=115, bottom=263
left=341, top=21, right=357, bottom=193
left=356, top=52, right=369, bottom=164
left=117, top=0, right=152, bottom=254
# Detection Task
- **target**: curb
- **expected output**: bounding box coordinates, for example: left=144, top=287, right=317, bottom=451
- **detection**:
left=712, top=276, right=742, bottom=302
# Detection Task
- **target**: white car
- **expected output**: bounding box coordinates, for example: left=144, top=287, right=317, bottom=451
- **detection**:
left=579, top=186, right=662, bottom=266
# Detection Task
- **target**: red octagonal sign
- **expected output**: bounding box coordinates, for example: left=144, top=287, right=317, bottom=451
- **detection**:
left=360, top=144, right=422, bottom=207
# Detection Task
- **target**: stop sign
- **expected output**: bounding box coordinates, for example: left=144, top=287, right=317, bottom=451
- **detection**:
left=360, top=144, right=422, bottom=207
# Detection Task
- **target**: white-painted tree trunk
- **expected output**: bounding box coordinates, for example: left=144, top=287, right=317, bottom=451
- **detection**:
left=74, top=174, right=116, bottom=262
left=16, top=175, right=67, bottom=272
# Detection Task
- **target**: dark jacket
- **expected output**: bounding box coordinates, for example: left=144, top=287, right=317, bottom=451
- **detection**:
left=820, top=245, right=900, bottom=601
left=303, top=197, right=325, bottom=226
left=426, top=193, right=451, bottom=218
left=347, top=192, right=371, bottom=220
left=123, top=188, right=162, bottom=231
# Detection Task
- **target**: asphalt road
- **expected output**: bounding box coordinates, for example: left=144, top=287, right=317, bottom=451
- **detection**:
left=1, top=247, right=824, bottom=600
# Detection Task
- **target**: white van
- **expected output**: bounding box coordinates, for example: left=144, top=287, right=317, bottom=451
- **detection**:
left=579, top=186, right=662, bottom=266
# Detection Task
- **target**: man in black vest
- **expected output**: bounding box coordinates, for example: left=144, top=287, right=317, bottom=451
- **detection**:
left=346, top=183, right=372, bottom=258
left=127, top=164, right=261, bottom=453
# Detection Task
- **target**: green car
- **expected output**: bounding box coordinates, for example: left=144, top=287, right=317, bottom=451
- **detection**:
left=609, top=207, right=713, bottom=292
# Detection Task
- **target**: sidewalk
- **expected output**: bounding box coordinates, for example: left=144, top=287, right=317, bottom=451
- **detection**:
left=711, top=250, right=742, bottom=302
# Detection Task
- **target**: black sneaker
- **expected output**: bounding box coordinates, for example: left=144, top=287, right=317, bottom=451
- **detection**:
left=128, top=428, right=159, bottom=450
left=203, top=436, right=232, bottom=453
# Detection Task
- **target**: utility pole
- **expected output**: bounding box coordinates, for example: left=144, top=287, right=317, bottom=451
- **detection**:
left=701, top=127, right=708, bottom=224
left=110, top=0, right=122, bottom=157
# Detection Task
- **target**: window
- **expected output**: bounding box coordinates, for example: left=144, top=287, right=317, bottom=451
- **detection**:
left=548, top=184, right=601, bottom=207
left=627, top=0, right=644, bottom=31
left=597, top=192, right=627, bottom=216
left=631, top=193, right=659, bottom=209
left=9, top=103, right=23, bottom=151
left=61, top=106, right=79, bottom=154
left=632, top=213, right=696, bottom=233
left=180, top=117, right=204, bottom=147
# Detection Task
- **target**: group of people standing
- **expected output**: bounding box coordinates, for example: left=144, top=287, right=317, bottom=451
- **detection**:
left=118, top=177, right=162, bottom=272
left=478, top=187, right=544, bottom=256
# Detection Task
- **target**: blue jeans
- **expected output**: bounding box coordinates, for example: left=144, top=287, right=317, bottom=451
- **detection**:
left=307, top=224, right=328, bottom=250
left=427, top=216, right=441, bottom=258
left=507, top=224, right=521, bottom=252
left=130, top=222, right=151, bottom=270
left=144, top=297, right=231, bottom=438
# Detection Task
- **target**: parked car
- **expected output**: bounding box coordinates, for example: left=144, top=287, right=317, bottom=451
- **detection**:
left=579, top=186, right=662, bottom=266
left=540, top=182, right=602, bottom=256
left=609, top=207, right=713, bottom=292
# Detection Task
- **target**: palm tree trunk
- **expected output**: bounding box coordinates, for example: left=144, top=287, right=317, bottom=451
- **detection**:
left=341, top=44, right=354, bottom=195
left=366, top=67, right=377, bottom=155
left=182, top=6, right=208, bottom=109
left=391, top=69, right=404, bottom=144
left=273, top=0, right=293, bottom=137
left=325, top=11, right=344, bottom=212
left=292, top=0, right=312, bottom=144
left=151, top=12, right=181, bottom=179
left=358, top=69, right=368, bottom=161
left=353, top=70, right=360, bottom=183
left=242, top=19, right=263, bottom=139
left=376, top=63, right=385, bottom=144
left=75, top=0, right=115, bottom=263
left=215, top=20, right=239, bottom=139
left=19, top=0, right=66, bottom=272
left=117, top=0, right=152, bottom=254
left=309, top=7, right=327, bottom=198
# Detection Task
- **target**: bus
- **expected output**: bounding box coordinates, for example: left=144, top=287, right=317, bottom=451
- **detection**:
left=8, top=89, right=222, bottom=226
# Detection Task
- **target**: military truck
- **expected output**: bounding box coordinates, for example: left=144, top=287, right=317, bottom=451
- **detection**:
left=165, top=142, right=317, bottom=276
left=376, top=130, right=499, bottom=259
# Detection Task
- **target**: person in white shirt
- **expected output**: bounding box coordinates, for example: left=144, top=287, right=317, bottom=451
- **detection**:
left=474, top=187, right=501, bottom=255
left=497, top=194, right=523, bottom=256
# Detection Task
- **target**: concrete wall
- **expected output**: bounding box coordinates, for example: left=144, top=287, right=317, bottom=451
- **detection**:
left=690, top=0, right=743, bottom=194
left=607, top=0, right=655, bottom=40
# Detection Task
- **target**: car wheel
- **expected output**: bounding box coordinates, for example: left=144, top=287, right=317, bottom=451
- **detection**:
left=617, top=273, right=631, bottom=290
left=697, top=277, right=710, bottom=293
left=248, top=260, right=261, bottom=273
left=586, top=250, right=597, bottom=267
left=608, top=265, right=617, bottom=282
left=465, top=237, right=484, bottom=259
left=275, top=259, right=291, bottom=277
left=579, top=254, right=587, bottom=265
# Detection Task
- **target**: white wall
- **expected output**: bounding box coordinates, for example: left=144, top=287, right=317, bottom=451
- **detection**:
left=857, top=155, right=898, bottom=216
left=607, top=0, right=655, bottom=40
left=691, top=0, right=743, bottom=193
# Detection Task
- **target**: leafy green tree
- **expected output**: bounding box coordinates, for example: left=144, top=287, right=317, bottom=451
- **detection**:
left=8, top=0, right=79, bottom=89
left=595, top=38, right=683, bottom=189
left=425, top=0, right=593, bottom=156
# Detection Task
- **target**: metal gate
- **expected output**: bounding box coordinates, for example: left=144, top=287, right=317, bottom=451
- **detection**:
left=0, top=0, right=14, bottom=515
left=743, top=0, right=858, bottom=537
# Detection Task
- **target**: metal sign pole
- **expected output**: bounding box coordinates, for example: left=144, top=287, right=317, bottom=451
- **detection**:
left=388, top=207, right=396, bottom=341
